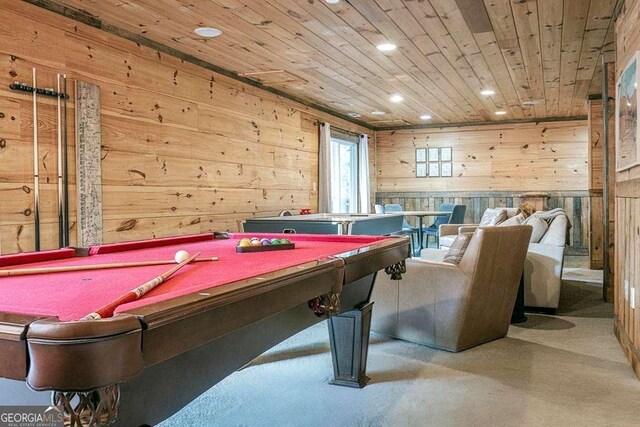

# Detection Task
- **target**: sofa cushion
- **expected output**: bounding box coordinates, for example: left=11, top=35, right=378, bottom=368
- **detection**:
left=439, top=234, right=457, bottom=249
left=443, top=232, right=473, bottom=264
left=479, top=208, right=507, bottom=226
left=539, top=215, right=569, bottom=246
left=499, top=213, right=525, bottom=226
left=527, top=216, right=549, bottom=243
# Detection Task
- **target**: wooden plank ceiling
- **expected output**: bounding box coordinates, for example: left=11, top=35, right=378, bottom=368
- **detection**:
left=47, top=0, right=617, bottom=128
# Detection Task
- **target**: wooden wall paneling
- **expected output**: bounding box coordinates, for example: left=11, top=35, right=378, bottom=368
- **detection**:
left=613, top=0, right=640, bottom=379
left=588, top=99, right=605, bottom=269
left=376, top=121, right=588, bottom=193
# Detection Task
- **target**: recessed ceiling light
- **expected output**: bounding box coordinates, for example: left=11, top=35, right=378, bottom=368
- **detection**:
left=495, top=110, right=507, bottom=115
left=480, top=89, right=495, bottom=96
left=390, top=94, right=403, bottom=103
left=194, top=27, right=222, bottom=38
left=371, top=111, right=386, bottom=116
left=325, top=0, right=340, bottom=4
left=376, top=43, right=397, bottom=52
left=522, top=99, right=542, bottom=106
left=347, top=112, right=362, bottom=118
left=420, top=115, right=432, bottom=120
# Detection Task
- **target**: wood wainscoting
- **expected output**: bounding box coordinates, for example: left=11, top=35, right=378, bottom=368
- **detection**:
left=376, top=191, right=589, bottom=255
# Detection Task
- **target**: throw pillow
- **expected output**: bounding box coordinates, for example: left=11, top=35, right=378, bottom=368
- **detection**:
left=478, top=208, right=508, bottom=226
left=499, top=213, right=525, bottom=226
left=443, top=232, right=473, bottom=264
left=527, top=216, right=549, bottom=243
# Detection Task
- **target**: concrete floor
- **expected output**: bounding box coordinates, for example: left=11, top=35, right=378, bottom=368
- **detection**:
left=160, top=264, right=640, bottom=427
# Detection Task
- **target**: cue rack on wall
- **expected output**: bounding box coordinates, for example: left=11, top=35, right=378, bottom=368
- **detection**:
left=9, top=69, right=70, bottom=251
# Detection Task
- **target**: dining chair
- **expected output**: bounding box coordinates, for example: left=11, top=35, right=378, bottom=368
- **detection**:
left=383, top=203, right=419, bottom=250
left=423, top=204, right=466, bottom=248
left=374, top=204, right=385, bottom=214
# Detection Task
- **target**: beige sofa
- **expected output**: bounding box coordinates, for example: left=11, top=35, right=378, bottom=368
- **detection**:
left=438, top=208, right=568, bottom=312
left=371, top=226, right=532, bottom=352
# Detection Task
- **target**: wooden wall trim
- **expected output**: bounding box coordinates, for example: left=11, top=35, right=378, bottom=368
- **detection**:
left=616, top=178, right=640, bottom=197
left=615, top=318, right=640, bottom=380
left=377, top=190, right=590, bottom=198
left=374, top=115, right=588, bottom=131
left=24, top=0, right=376, bottom=131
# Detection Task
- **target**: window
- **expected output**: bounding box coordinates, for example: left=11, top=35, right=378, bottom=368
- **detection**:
left=330, top=136, right=359, bottom=213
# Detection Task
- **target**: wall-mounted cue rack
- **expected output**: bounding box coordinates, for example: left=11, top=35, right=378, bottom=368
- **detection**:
left=9, top=69, right=70, bottom=251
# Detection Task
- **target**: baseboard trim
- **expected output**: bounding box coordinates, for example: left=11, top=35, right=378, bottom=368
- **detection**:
left=614, top=318, right=640, bottom=380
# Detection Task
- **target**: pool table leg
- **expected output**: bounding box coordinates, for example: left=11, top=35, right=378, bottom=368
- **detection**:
left=327, top=301, right=373, bottom=388
left=52, top=384, right=120, bottom=426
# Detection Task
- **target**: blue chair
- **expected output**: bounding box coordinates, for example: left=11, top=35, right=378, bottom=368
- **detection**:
left=384, top=203, right=419, bottom=253
left=423, top=204, right=466, bottom=248
left=374, top=204, right=385, bottom=214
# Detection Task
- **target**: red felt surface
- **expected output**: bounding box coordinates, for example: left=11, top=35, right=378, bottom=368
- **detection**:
left=0, top=234, right=388, bottom=321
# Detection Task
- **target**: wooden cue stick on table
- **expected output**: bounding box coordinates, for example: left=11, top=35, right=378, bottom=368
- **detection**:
left=0, top=256, right=218, bottom=277
left=82, top=251, right=202, bottom=320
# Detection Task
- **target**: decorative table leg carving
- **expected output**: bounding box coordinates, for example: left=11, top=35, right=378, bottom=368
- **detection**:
left=385, top=260, right=406, bottom=280
left=52, top=384, right=120, bottom=426
left=308, top=292, right=341, bottom=317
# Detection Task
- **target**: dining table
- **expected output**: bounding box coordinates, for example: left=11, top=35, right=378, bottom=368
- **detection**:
left=400, top=210, right=450, bottom=256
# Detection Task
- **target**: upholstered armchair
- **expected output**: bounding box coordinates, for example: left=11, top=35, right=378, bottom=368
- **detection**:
left=371, top=226, right=532, bottom=352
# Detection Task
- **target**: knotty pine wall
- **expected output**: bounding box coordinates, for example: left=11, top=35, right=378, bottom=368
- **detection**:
left=376, top=121, right=588, bottom=193
left=614, top=0, right=640, bottom=380
left=0, top=1, right=371, bottom=254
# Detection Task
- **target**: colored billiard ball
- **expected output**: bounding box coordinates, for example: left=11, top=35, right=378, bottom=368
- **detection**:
left=174, top=250, right=190, bottom=263
left=238, top=240, right=251, bottom=247
left=260, top=238, right=270, bottom=245
left=270, top=238, right=280, bottom=245
left=250, top=238, right=261, bottom=246
left=280, top=238, right=290, bottom=244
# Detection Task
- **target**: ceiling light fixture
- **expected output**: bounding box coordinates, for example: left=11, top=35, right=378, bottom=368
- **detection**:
left=390, top=94, right=404, bottom=103
left=194, top=27, right=222, bottom=38
left=371, top=111, right=386, bottom=116
left=420, top=115, right=432, bottom=120
left=495, top=110, right=507, bottom=115
left=376, top=43, right=397, bottom=52
left=347, top=112, right=362, bottom=118
left=325, top=0, right=340, bottom=4
left=480, top=89, right=495, bottom=96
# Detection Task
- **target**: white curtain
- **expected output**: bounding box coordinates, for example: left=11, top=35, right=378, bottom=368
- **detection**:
left=359, top=134, right=371, bottom=214
left=318, top=122, right=332, bottom=213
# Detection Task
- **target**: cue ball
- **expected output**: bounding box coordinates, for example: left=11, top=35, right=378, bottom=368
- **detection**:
left=174, top=250, right=190, bottom=263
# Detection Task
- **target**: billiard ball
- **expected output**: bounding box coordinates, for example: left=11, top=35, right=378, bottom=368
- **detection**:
left=174, top=250, right=190, bottom=263
left=238, top=240, right=251, bottom=247
left=260, top=238, right=271, bottom=245
left=250, top=238, right=261, bottom=246
left=270, top=238, right=280, bottom=245
left=280, top=238, right=290, bottom=244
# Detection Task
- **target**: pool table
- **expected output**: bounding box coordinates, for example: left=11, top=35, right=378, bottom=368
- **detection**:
left=243, top=213, right=404, bottom=236
left=0, top=232, right=409, bottom=426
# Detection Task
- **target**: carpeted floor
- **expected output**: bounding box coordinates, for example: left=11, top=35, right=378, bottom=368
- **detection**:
left=159, top=265, right=640, bottom=427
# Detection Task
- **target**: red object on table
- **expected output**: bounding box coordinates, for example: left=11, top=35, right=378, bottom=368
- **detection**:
left=300, top=209, right=312, bottom=215
left=0, top=233, right=387, bottom=321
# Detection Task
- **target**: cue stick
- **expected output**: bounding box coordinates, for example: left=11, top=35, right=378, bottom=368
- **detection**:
left=61, top=74, right=69, bottom=247
left=0, top=256, right=218, bottom=277
left=81, top=251, right=202, bottom=320
left=56, top=74, right=63, bottom=248
left=32, top=68, right=41, bottom=251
